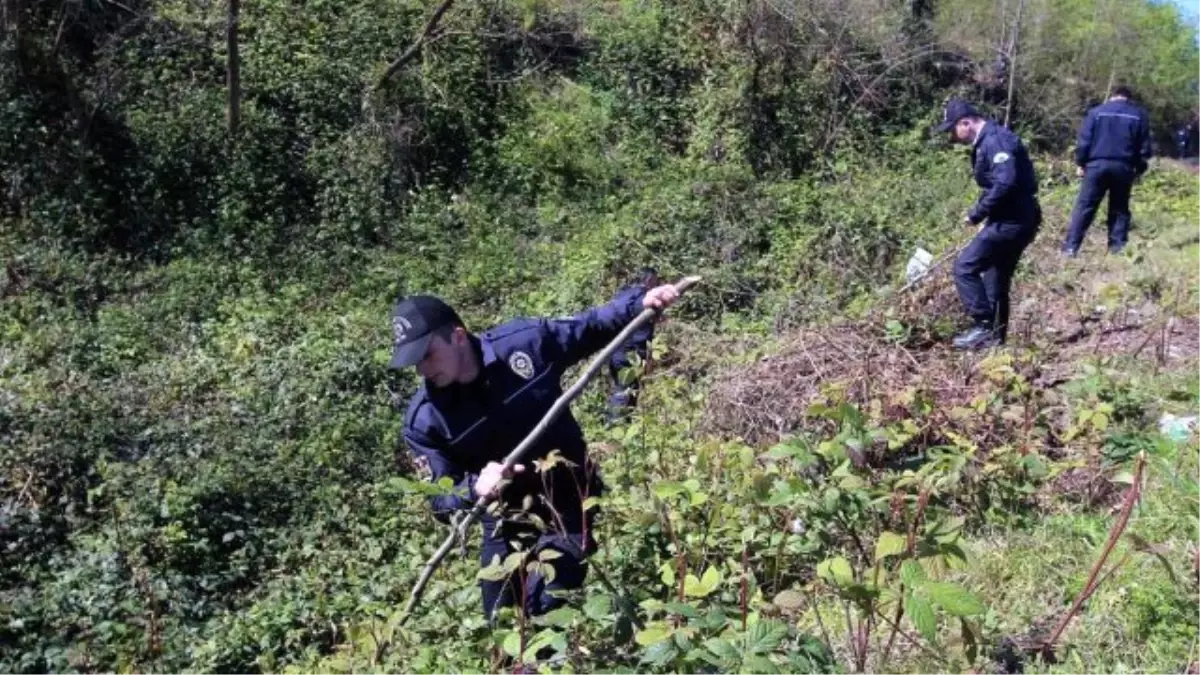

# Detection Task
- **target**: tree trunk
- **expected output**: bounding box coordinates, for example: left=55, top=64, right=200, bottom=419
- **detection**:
left=226, top=0, right=240, bottom=137
left=1003, top=0, right=1025, bottom=127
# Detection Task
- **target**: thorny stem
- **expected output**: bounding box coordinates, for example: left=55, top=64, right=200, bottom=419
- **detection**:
left=655, top=499, right=686, bottom=627
left=773, top=509, right=795, bottom=591
left=517, top=566, right=528, bottom=668
left=741, top=544, right=750, bottom=632
left=873, top=607, right=953, bottom=667
left=882, top=489, right=930, bottom=668
left=1044, top=452, right=1146, bottom=649
left=802, top=585, right=835, bottom=656
left=843, top=599, right=859, bottom=672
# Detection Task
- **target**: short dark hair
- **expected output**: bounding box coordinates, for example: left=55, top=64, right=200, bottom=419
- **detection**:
left=1112, top=85, right=1134, bottom=99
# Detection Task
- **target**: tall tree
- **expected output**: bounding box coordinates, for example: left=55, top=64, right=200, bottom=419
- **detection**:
left=226, top=0, right=240, bottom=137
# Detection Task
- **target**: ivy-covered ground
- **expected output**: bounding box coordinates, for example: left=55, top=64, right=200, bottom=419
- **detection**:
left=2, top=0, right=1198, bottom=672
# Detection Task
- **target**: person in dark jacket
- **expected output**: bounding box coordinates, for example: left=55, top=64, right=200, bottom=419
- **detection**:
left=1063, top=86, right=1153, bottom=256
left=605, top=267, right=660, bottom=424
left=391, top=282, right=680, bottom=621
left=935, top=98, right=1041, bottom=350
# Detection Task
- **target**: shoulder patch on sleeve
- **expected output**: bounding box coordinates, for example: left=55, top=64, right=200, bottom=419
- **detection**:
left=992, top=152, right=1011, bottom=164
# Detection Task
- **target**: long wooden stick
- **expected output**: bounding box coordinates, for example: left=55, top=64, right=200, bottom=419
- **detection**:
left=397, top=275, right=703, bottom=624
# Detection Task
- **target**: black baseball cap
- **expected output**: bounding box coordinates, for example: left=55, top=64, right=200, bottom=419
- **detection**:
left=388, top=295, right=463, bottom=369
left=935, top=98, right=980, bottom=132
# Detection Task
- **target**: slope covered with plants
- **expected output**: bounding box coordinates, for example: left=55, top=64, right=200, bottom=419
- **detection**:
left=1, top=0, right=1197, bottom=673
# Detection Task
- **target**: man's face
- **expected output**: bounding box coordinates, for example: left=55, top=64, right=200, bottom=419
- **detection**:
left=416, top=329, right=468, bottom=388
left=951, top=118, right=975, bottom=144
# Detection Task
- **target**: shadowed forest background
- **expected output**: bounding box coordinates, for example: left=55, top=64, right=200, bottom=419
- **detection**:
left=1, top=0, right=1198, bottom=673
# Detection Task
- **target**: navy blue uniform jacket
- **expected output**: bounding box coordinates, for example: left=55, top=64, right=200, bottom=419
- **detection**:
left=1075, top=99, right=1153, bottom=174
left=403, top=287, right=647, bottom=522
left=967, top=123, right=1040, bottom=226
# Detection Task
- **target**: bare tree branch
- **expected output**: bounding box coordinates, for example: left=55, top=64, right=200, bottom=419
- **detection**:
left=375, top=0, right=456, bottom=92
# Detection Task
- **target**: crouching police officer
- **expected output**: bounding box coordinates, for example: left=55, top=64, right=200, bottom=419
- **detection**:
left=389, top=282, right=680, bottom=622
left=935, top=98, right=1041, bottom=351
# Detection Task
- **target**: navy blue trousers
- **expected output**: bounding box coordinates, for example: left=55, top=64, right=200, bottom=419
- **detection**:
left=953, top=220, right=1038, bottom=342
left=477, top=470, right=600, bottom=622
left=479, top=520, right=593, bottom=622
left=1065, top=160, right=1136, bottom=252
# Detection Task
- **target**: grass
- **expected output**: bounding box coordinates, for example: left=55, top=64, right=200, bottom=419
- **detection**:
left=949, top=170, right=1199, bottom=675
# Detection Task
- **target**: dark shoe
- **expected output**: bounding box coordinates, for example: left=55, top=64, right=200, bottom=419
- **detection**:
left=1108, top=244, right=1126, bottom=255
left=953, top=326, right=1000, bottom=351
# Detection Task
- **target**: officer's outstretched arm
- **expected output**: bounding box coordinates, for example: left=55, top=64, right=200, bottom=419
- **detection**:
left=541, top=286, right=646, bottom=371
left=403, top=424, right=478, bottom=524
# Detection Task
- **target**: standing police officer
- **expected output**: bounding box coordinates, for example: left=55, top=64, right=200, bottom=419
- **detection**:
left=389, top=282, right=680, bottom=622
left=605, top=267, right=660, bottom=424
left=1063, top=85, right=1153, bottom=256
left=935, top=98, right=1041, bottom=351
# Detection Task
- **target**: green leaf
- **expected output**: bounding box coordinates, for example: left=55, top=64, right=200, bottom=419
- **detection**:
left=900, top=559, right=926, bottom=588
left=477, top=555, right=510, bottom=581
left=523, top=628, right=562, bottom=660
left=1021, top=454, right=1049, bottom=480
left=663, top=601, right=700, bottom=618
left=640, top=639, right=679, bottom=666
left=745, top=619, right=788, bottom=654
left=635, top=623, right=673, bottom=646
left=744, top=654, right=779, bottom=674
left=583, top=593, right=613, bottom=620
left=817, top=556, right=854, bottom=586
left=652, top=481, right=686, bottom=499
left=925, top=582, right=985, bottom=616
left=534, top=606, right=579, bottom=627
left=703, top=637, right=739, bottom=662
left=685, top=566, right=722, bottom=598
left=660, top=561, right=676, bottom=587
left=875, top=531, right=908, bottom=561
left=906, top=594, right=937, bottom=643
left=502, top=631, right=522, bottom=657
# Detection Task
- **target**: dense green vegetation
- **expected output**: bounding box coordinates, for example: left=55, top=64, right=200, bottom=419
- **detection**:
left=1, top=0, right=1197, bottom=673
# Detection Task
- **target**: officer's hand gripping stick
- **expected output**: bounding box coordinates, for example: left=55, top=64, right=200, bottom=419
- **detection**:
left=397, top=275, right=704, bottom=626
